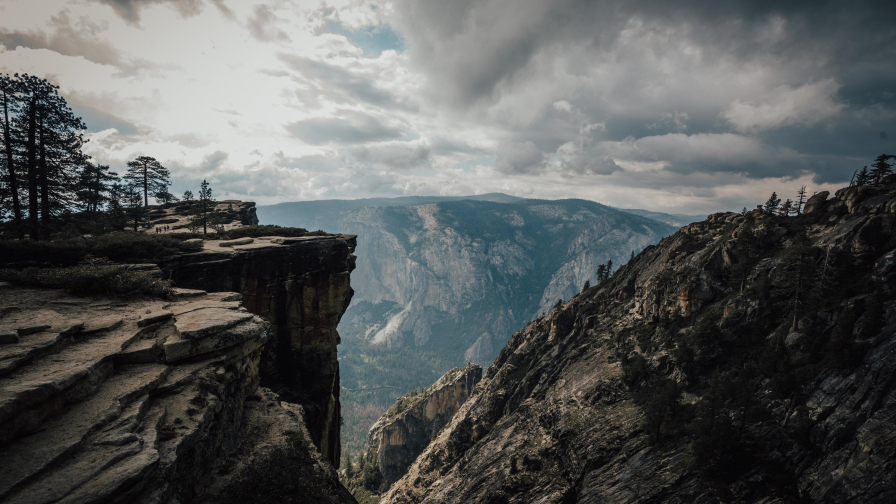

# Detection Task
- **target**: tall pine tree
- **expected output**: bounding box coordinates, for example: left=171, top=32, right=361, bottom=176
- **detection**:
left=125, top=156, right=170, bottom=207
left=870, top=154, right=893, bottom=184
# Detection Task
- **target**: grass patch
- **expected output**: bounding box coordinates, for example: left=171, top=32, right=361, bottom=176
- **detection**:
left=0, top=233, right=202, bottom=266
left=0, top=265, right=173, bottom=298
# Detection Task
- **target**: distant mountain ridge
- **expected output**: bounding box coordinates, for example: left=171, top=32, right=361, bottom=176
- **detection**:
left=258, top=194, right=680, bottom=456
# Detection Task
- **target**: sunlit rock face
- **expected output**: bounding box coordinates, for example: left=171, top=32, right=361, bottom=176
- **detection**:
left=161, top=234, right=357, bottom=467
left=338, top=200, right=675, bottom=365
left=382, top=179, right=896, bottom=504
left=368, top=364, right=483, bottom=487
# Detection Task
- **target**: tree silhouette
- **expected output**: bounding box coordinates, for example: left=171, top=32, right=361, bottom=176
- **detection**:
left=76, top=163, right=118, bottom=213
left=196, top=179, right=215, bottom=234
left=794, top=186, right=807, bottom=215
left=855, top=166, right=872, bottom=186
left=125, top=156, right=170, bottom=207
left=182, top=190, right=194, bottom=202
left=870, top=154, right=893, bottom=184
left=763, top=192, right=781, bottom=215
left=0, top=74, right=24, bottom=237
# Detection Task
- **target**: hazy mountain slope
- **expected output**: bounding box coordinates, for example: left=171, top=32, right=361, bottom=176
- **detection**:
left=382, top=182, right=896, bottom=504
left=257, top=193, right=523, bottom=234
left=620, top=208, right=707, bottom=227
left=259, top=196, right=677, bottom=457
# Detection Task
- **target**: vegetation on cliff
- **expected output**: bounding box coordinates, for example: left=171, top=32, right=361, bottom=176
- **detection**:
left=382, top=165, right=896, bottom=503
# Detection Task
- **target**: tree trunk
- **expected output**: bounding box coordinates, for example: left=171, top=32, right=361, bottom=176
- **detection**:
left=26, top=97, right=39, bottom=240
left=38, top=109, right=50, bottom=227
left=143, top=166, right=148, bottom=207
left=1, top=89, right=23, bottom=238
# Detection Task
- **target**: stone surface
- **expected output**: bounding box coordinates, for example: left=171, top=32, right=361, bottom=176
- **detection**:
left=172, top=287, right=207, bottom=298
left=219, top=237, right=254, bottom=247
left=368, top=364, right=482, bottom=487
left=160, top=233, right=357, bottom=467
left=382, top=181, right=896, bottom=504
left=174, top=308, right=255, bottom=339
left=137, top=310, right=172, bottom=327
left=0, top=286, right=356, bottom=503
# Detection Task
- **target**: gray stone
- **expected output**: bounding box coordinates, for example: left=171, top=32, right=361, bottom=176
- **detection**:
left=219, top=237, right=254, bottom=247
left=172, top=287, right=207, bottom=298
left=137, top=311, right=173, bottom=327
left=174, top=308, right=254, bottom=339
left=17, top=325, right=51, bottom=335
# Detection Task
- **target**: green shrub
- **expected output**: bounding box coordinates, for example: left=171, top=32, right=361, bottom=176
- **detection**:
left=0, top=265, right=173, bottom=298
left=0, top=233, right=202, bottom=266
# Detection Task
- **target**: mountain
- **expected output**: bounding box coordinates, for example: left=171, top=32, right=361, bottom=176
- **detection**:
left=258, top=193, right=523, bottom=234
left=259, top=196, right=679, bottom=457
left=381, top=181, right=896, bottom=503
left=619, top=208, right=707, bottom=227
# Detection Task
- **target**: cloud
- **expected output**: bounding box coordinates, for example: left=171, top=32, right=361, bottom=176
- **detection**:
left=278, top=54, right=416, bottom=111
left=495, top=141, right=545, bottom=174
left=200, top=150, right=229, bottom=171
left=247, top=4, right=290, bottom=43
left=349, top=142, right=432, bottom=170
left=92, top=0, right=204, bottom=24
left=285, top=111, right=406, bottom=145
left=723, top=79, right=846, bottom=132
left=323, top=20, right=405, bottom=57
left=0, top=10, right=170, bottom=77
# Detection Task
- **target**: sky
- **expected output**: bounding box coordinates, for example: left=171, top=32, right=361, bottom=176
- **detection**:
left=1, top=0, right=894, bottom=213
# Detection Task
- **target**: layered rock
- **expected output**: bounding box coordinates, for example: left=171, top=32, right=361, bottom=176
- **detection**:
left=160, top=234, right=356, bottom=466
left=0, top=287, right=275, bottom=503
left=144, top=200, right=258, bottom=233
left=383, top=180, right=896, bottom=504
left=367, top=364, right=482, bottom=487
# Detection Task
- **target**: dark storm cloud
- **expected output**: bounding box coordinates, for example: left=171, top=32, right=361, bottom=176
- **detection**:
left=278, top=54, right=417, bottom=112
left=392, top=0, right=896, bottom=183
left=68, top=102, right=139, bottom=135
left=285, top=111, right=406, bottom=145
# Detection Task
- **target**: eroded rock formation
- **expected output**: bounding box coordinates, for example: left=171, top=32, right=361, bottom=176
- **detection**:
left=161, top=234, right=356, bottom=466
left=367, top=364, right=482, bottom=487
left=383, top=179, right=896, bottom=503
left=0, top=287, right=274, bottom=503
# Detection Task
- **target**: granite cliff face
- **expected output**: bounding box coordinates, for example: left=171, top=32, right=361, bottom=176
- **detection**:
left=367, top=364, right=482, bottom=487
left=383, top=180, right=896, bottom=504
left=161, top=234, right=356, bottom=466
left=0, top=233, right=358, bottom=503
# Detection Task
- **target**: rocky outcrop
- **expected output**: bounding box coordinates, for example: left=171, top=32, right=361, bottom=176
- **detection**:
left=0, top=287, right=269, bottom=503
left=383, top=181, right=896, bottom=504
left=160, top=234, right=356, bottom=467
left=367, top=364, right=482, bottom=487
left=145, top=200, right=258, bottom=233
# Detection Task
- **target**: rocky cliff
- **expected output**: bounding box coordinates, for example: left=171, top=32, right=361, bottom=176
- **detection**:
left=367, top=364, right=482, bottom=487
left=160, top=234, right=356, bottom=466
left=0, top=286, right=348, bottom=503
left=383, top=179, right=896, bottom=503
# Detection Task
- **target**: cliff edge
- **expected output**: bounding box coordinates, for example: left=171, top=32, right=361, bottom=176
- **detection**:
left=383, top=180, right=896, bottom=503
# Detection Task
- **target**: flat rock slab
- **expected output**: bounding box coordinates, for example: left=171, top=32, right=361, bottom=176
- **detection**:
left=168, top=300, right=240, bottom=316
left=137, top=311, right=173, bottom=327
left=219, top=238, right=254, bottom=247
left=171, top=288, right=207, bottom=298
left=174, top=309, right=254, bottom=339
left=81, top=317, right=124, bottom=336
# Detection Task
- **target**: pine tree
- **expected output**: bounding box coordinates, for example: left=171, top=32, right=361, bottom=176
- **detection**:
left=124, top=184, right=147, bottom=232
left=196, top=179, right=215, bottom=234
left=855, top=166, right=872, bottom=186
left=596, top=264, right=607, bottom=284
left=0, top=74, right=24, bottom=237
left=630, top=250, right=635, bottom=262
left=125, top=156, right=170, bottom=207
left=763, top=192, right=781, bottom=215
left=869, top=154, right=894, bottom=184
left=182, top=190, right=194, bottom=202
left=76, top=163, right=118, bottom=213
left=154, top=189, right=179, bottom=204
left=583, top=279, right=591, bottom=291
left=778, top=199, right=793, bottom=217
left=794, top=186, right=807, bottom=215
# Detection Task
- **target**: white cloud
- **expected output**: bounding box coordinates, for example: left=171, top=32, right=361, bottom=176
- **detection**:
left=722, top=79, right=845, bottom=132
